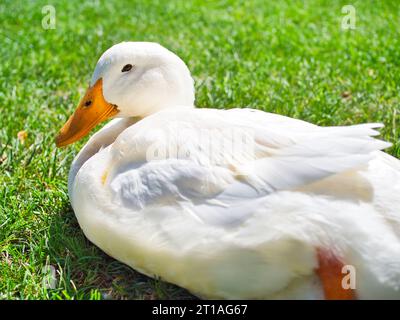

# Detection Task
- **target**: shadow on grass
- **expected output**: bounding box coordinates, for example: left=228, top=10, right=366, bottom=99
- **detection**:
left=46, top=202, right=196, bottom=300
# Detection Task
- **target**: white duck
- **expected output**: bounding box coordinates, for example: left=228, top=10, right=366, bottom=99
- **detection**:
left=56, top=42, right=400, bottom=299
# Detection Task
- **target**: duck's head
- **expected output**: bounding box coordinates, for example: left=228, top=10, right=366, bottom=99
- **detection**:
left=55, top=42, right=195, bottom=147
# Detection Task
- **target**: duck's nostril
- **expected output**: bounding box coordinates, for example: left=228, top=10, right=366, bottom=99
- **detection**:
left=84, top=100, right=92, bottom=108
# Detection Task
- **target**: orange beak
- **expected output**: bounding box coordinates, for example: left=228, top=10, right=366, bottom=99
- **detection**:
left=55, top=78, right=119, bottom=147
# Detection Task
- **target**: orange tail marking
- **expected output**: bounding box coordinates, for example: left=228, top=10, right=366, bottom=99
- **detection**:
left=315, top=248, right=357, bottom=300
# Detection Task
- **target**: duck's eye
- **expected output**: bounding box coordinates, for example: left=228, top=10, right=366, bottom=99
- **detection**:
left=121, top=64, right=133, bottom=72
left=84, top=100, right=92, bottom=108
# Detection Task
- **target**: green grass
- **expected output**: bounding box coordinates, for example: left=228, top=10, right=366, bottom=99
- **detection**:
left=1, top=0, right=399, bottom=299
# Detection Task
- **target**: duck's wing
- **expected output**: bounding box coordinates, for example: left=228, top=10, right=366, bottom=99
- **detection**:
left=101, top=108, right=390, bottom=226
left=220, top=108, right=390, bottom=193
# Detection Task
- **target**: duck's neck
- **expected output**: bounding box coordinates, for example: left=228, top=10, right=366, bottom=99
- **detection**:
left=68, top=117, right=140, bottom=191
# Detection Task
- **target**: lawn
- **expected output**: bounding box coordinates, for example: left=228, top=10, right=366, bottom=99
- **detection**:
left=0, top=0, right=399, bottom=299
